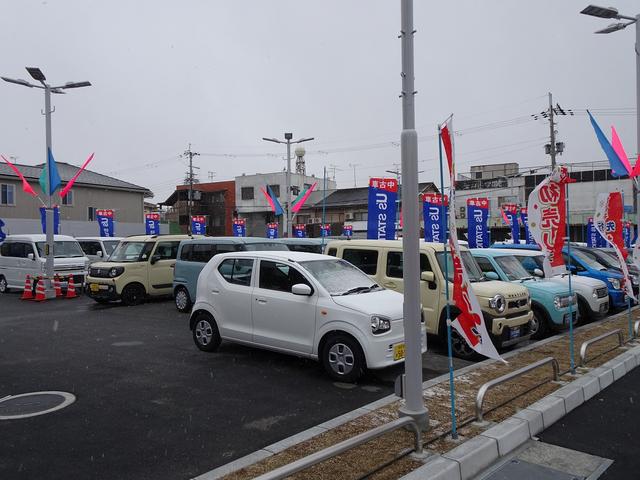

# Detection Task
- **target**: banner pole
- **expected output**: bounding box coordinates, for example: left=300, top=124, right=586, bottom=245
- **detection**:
left=438, top=124, right=457, bottom=439
left=565, top=175, right=576, bottom=374
left=322, top=166, right=327, bottom=248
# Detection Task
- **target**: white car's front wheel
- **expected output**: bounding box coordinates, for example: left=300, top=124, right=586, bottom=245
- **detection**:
left=321, top=334, right=365, bottom=383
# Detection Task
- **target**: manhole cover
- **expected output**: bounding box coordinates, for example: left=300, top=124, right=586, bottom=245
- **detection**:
left=0, top=391, right=75, bottom=420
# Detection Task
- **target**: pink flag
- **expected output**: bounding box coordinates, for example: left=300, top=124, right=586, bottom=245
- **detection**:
left=611, top=127, right=633, bottom=177
left=59, top=153, right=95, bottom=199
left=291, top=182, right=317, bottom=213
left=1, top=155, right=38, bottom=197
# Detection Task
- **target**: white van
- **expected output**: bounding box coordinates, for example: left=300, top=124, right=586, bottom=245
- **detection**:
left=76, top=237, right=123, bottom=264
left=0, top=234, right=90, bottom=293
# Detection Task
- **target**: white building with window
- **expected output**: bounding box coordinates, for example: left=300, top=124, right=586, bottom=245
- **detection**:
left=0, top=161, right=161, bottom=236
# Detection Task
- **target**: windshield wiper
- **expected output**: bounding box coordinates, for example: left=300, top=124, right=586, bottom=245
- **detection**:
left=519, top=276, right=535, bottom=282
left=339, top=285, right=378, bottom=295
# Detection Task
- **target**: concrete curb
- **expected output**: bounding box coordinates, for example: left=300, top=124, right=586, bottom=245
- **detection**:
left=192, top=308, right=638, bottom=480
left=400, top=343, right=640, bottom=480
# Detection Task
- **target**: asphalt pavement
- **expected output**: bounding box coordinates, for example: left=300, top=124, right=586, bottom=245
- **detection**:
left=0, top=292, right=471, bottom=480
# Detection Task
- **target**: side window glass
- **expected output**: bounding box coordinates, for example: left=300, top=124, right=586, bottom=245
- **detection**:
left=180, top=243, right=193, bottom=261
left=518, top=257, right=537, bottom=274
left=217, top=259, right=254, bottom=287
left=327, top=248, right=337, bottom=257
left=218, top=259, right=234, bottom=282
left=80, top=242, right=101, bottom=256
left=343, top=249, right=378, bottom=275
left=475, top=257, right=496, bottom=274
left=216, top=244, right=236, bottom=254
left=155, top=242, right=180, bottom=260
left=23, top=243, right=35, bottom=258
left=420, top=254, right=432, bottom=272
left=259, top=260, right=310, bottom=292
left=192, top=244, right=216, bottom=263
left=0, top=242, right=11, bottom=256
left=386, top=251, right=403, bottom=279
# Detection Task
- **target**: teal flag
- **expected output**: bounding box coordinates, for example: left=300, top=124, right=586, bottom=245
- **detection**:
left=39, top=148, right=62, bottom=195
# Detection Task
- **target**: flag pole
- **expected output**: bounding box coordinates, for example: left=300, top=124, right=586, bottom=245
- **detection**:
left=565, top=171, right=576, bottom=374
left=322, top=166, right=327, bottom=247
left=438, top=122, right=457, bottom=439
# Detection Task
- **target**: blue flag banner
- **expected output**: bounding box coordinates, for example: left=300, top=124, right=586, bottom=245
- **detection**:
left=423, top=192, right=449, bottom=243
left=466, top=197, right=490, bottom=248
left=0, top=218, right=5, bottom=243
left=191, top=216, right=206, bottom=235
left=96, top=209, right=115, bottom=237
left=624, top=222, right=631, bottom=248
left=587, top=217, right=608, bottom=247
left=367, top=177, right=398, bottom=240
left=587, top=111, right=630, bottom=177
left=38, top=148, right=62, bottom=196
left=520, top=207, right=534, bottom=244
left=39, top=206, right=60, bottom=234
left=321, top=224, right=331, bottom=237
left=293, top=224, right=306, bottom=238
left=343, top=224, right=353, bottom=237
left=145, top=213, right=160, bottom=235
left=266, top=222, right=278, bottom=239
left=502, top=203, right=520, bottom=243
left=232, top=219, right=245, bottom=237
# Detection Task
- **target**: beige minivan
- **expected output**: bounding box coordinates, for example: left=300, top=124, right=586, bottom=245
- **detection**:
left=326, top=240, right=533, bottom=359
left=86, top=234, right=201, bottom=305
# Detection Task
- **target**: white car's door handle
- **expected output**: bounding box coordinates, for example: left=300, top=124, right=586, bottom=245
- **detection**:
left=256, top=297, right=267, bottom=304
left=211, top=289, right=220, bottom=294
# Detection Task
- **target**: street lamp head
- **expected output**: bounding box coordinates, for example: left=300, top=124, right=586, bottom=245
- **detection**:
left=61, top=81, right=92, bottom=89
left=50, top=88, right=66, bottom=94
left=594, top=22, right=628, bottom=33
left=25, top=67, right=46, bottom=82
left=296, top=137, right=314, bottom=143
left=262, top=137, right=282, bottom=144
left=1, top=76, right=35, bottom=88
left=580, top=5, right=619, bottom=18
left=284, top=132, right=293, bottom=140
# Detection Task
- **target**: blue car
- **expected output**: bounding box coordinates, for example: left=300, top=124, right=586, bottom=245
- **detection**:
left=490, top=242, right=629, bottom=310
left=173, top=237, right=288, bottom=312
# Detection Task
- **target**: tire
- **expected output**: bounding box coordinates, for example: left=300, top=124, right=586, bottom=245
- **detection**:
left=174, top=286, right=192, bottom=313
left=577, top=297, right=590, bottom=325
left=121, top=283, right=146, bottom=306
left=320, top=334, right=365, bottom=383
left=530, top=306, right=549, bottom=340
left=192, top=312, right=221, bottom=352
left=450, top=329, right=479, bottom=361
left=0, top=275, right=9, bottom=294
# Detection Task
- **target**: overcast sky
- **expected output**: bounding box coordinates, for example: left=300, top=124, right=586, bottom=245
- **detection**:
left=1, top=0, right=638, bottom=203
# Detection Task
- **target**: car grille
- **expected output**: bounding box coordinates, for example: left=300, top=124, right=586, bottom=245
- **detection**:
left=55, top=265, right=85, bottom=272
left=89, top=267, right=112, bottom=278
left=596, top=287, right=608, bottom=299
left=508, top=298, right=528, bottom=309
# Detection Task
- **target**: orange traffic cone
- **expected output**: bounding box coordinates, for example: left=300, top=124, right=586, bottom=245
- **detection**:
left=33, top=277, right=46, bottom=302
left=53, top=274, right=63, bottom=298
left=20, top=274, right=34, bottom=300
left=65, top=275, right=77, bottom=299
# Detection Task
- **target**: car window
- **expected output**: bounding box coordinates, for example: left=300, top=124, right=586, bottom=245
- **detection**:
left=259, top=260, right=311, bottom=293
left=0, top=242, right=10, bottom=256
left=285, top=244, right=322, bottom=254
left=191, top=243, right=216, bottom=263
left=326, top=248, right=337, bottom=257
left=243, top=242, right=289, bottom=252
left=36, top=241, right=85, bottom=258
left=180, top=243, right=193, bottom=261
left=154, top=242, right=180, bottom=260
left=475, top=256, right=498, bottom=275
left=79, top=241, right=102, bottom=256
left=343, top=248, right=378, bottom=275
left=110, top=241, right=154, bottom=262
left=1, top=242, right=32, bottom=258
left=103, top=241, right=120, bottom=255
left=217, top=244, right=236, bottom=254
left=515, top=256, right=541, bottom=275
left=218, top=258, right=254, bottom=286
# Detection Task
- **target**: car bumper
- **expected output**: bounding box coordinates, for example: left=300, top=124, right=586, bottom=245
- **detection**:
left=586, top=297, right=609, bottom=318
left=85, top=277, right=120, bottom=301
left=609, top=290, right=627, bottom=309
left=365, top=326, right=427, bottom=370
left=485, top=310, right=533, bottom=348
left=549, top=309, right=578, bottom=330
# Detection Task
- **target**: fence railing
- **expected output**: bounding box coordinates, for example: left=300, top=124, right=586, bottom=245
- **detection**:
left=579, top=329, right=624, bottom=367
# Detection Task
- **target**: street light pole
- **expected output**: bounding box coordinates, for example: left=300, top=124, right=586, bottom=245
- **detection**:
left=262, top=134, right=314, bottom=238
left=2, top=68, right=91, bottom=298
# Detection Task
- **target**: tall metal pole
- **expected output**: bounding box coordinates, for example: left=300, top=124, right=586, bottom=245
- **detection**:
left=322, top=166, right=327, bottom=248
left=635, top=17, right=640, bottom=247
left=44, top=85, right=55, bottom=297
left=549, top=92, right=557, bottom=169
left=398, top=0, right=428, bottom=430
left=286, top=137, right=292, bottom=238
left=188, top=144, right=193, bottom=235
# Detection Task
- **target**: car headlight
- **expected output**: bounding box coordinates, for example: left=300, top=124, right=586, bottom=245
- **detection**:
left=109, top=267, right=124, bottom=278
left=608, top=277, right=621, bottom=290
left=632, top=276, right=639, bottom=286
left=592, top=288, right=599, bottom=299
left=371, top=315, right=391, bottom=334
left=489, top=294, right=506, bottom=313
left=554, top=293, right=576, bottom=309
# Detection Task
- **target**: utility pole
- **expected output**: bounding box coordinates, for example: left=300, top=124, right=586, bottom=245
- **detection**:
left=328, top=163, right=342, bottom=181
left=548, top=92, right=557, bottom=169
left=348, top=163, right=360, bottom=187
left=183, top=143, right=200, bottom=234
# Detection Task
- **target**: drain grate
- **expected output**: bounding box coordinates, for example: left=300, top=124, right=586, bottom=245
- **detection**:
left=0, top=391, right=75, bottom=420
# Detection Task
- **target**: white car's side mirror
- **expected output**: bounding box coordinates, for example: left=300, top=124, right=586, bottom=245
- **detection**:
left=291, top=283, right=312, bottom=296
left=27, top=253, right=34, bottom=260
left=97, top=251, right=103, bottom=257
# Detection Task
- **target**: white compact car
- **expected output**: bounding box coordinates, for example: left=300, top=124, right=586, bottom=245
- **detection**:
left=76, top=237, right=123, bottom=264
left=189, top=251, right=426, bottom=382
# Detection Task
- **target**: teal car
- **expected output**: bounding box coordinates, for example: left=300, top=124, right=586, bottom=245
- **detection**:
left=471, top=248, right=577, bottom=339
left=173, top=237, right=288, bottom=312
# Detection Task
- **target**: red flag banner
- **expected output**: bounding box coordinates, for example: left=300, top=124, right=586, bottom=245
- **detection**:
left=594, top=192, right=635, bottom=301
left=1, top=155, right=38, bottom=197
left=527, top=166, right=571, bottom=277
left=59, top=153, right=95, bottom=199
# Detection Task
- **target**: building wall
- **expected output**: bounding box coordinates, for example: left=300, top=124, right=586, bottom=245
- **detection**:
left=0, top=178, right=145, bottom=222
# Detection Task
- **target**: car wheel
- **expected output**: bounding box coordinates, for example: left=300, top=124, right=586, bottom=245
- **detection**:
left=192, top=312, right=221, bottom=352
left=530, top=306, right=548, bottom=340
left=121, top=283, right=146, bottom=306
left=0, top=276, right=9, bottom=294
left=450, top=329, right=478, bottom=360
left=321, top=334, right=365, bottom=383
left=577, top=297, right=590, bottom=325
left=174, top=287, right=192, bottom=313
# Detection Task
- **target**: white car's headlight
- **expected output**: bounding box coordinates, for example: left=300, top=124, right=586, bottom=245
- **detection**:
left=489, top=294, right=506, bottom=313
left=608, top=278, right=621, bottom=290
left=370, top=315, right=391, bottom=334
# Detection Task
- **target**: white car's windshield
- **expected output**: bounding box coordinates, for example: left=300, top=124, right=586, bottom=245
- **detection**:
left=36, top=241, right=85, bottom=258
left=495, top=255, right=532, bottom=281
left=436, top=251, right=484, bottom=282
left=109, top=241, right=155, bottom=262
left=299, top=259, right=378, bottom=296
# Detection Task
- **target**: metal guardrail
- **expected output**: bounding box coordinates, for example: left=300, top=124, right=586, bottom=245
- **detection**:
left=579, top=329, right=624, bottom=367
left=252, top=416, right=422, bottom=480
left=634, top=320, right=639, bottom=339
left=475, top=357, right=559, bottom=423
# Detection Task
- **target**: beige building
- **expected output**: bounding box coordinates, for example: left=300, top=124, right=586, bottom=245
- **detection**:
left=0, top=161, right=156, bottom=236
